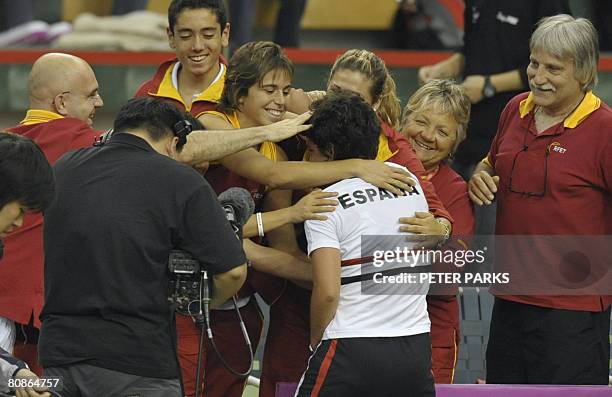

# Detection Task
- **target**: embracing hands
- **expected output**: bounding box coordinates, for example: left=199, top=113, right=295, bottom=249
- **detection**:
left=289, top=189, right=339, bottom=222
left=357, top=160, right=416, bottom=196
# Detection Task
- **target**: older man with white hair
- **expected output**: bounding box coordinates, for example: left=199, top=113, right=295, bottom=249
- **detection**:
left=469, top=14, right=611, bottom=384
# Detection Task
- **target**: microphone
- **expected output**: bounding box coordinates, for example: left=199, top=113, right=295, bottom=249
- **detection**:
left=217, top=187, right=255, bottom=239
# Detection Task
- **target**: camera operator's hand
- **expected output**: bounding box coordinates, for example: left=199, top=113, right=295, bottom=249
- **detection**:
left=14, top=369, right=51, bottom=397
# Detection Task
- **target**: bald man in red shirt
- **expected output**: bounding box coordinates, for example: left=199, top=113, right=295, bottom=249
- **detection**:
left=1, top=53, right=103, bottom=374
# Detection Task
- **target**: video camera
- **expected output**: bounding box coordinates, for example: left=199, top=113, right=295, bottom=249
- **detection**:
left=167, top=250, right=209, bottom=316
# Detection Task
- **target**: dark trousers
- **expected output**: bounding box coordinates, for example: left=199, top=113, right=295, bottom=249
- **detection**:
left=486, top=298, right=611, bottom=384
left=296, top=333, right=435, bottom=397
left=0, top=0, right=33, bottom=29
left=228, top=0, right=307, bottom=52
left=274, top=0, right=307, bottom=47
left=259, top=287, right=310, bottom=397
left=44, top=363, right=181, bottom=397
left=112, top=0, right=148, bottom=15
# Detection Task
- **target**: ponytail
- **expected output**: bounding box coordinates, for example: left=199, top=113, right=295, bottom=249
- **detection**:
left=330, top=49, right=401, bottom=129
left=376, top=72, right=401, bottom=130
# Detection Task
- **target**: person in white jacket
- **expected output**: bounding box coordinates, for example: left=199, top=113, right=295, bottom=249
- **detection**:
left=296, top=91, right=435, bottom=397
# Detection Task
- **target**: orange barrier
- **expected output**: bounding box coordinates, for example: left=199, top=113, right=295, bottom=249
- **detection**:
left=2, top=49, right=612, bottom=70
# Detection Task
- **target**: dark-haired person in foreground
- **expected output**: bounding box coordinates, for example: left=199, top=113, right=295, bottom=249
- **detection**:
left=39, top=98, right=247, bottom=397
left=0, top=132, right=54, bottom=397
left=262, top=49, right=452, bottom=396
left=296, top=92, right=434, bottom=397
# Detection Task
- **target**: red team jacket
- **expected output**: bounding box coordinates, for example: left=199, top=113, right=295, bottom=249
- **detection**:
left=1, top=116, right=99, bottom=327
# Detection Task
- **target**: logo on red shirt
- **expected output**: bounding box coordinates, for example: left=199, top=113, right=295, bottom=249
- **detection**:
left=548, top=141, right=567, bottom=154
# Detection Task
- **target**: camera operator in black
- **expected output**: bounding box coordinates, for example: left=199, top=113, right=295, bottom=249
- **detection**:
left=39, top=98, right=247, bottom=397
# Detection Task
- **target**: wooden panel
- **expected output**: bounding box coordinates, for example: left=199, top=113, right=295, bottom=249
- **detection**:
left=147, top=0, right=171, bottom=15
left=300, top=0, right=398, bottom=30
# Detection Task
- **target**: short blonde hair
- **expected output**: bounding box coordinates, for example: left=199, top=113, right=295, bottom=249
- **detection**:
left=401, top=79, right=471, bottom=155
left=530, top=14, right=599, bottom=91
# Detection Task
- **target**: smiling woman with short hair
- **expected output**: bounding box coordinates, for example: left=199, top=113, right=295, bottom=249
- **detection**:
left=400, top=79, right=475, bottom=384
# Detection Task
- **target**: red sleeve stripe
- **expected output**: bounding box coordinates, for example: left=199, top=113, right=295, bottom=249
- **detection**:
left=340, top=256, right=374, bottom=267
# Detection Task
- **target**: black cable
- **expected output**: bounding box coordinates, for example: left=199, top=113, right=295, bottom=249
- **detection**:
left=177, top=267, right=254, bottom=394
left=204, top=296, right=254, bottom=378
left=188, top=297, right=254, bottom=379
left=194, top=315, right=206, bottom=397
left=190, top=274, right=254, bottom=381
left=194, top=270, right=209, bottom=397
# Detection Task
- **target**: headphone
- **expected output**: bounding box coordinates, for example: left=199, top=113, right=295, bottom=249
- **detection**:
left=93, top=120, right=193, bottom=148
left=93, top=129, right=114, bottom=147
left=173, top=119, right=193, bottom=148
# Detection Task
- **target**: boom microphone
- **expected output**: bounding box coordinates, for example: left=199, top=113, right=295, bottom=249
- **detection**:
left=218, top=187, right=255, bottom=238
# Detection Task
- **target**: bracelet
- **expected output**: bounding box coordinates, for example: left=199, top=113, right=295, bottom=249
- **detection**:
left=435, top=217, right=451, bottom=247
left=256, top=212, right=265, bottom=237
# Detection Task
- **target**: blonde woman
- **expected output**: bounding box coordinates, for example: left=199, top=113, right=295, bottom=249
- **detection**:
left=401, top=79, right=475, bottom=383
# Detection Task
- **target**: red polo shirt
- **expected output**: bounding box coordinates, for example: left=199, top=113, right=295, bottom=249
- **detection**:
left=134, top=57, right=227, bottom=117
left=427, top=163, right=475, bottom=343
left=487, top=91, right=612, bottom=311
left=427, top=163, right=475, bottom=332
left=0, top=112, right=99, bottom=326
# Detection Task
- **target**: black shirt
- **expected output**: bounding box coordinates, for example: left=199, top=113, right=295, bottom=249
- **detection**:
left=462, top=0, right=569, bottom=85
left=39, top=133, right=246, bottom=379
left=455, top=0, right=570, bottom=164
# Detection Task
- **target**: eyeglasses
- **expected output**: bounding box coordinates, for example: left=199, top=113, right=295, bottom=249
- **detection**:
left=507, top=116, right=558, bottom=197
left=60, top=91, right=102, bottom=102
left=508, top=145, right=548, bottom=197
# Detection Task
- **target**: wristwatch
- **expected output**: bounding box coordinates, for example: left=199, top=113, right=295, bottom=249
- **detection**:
left=482, top=75, right=497, bottom=98
left=435, top=217, right=451, bottom=248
